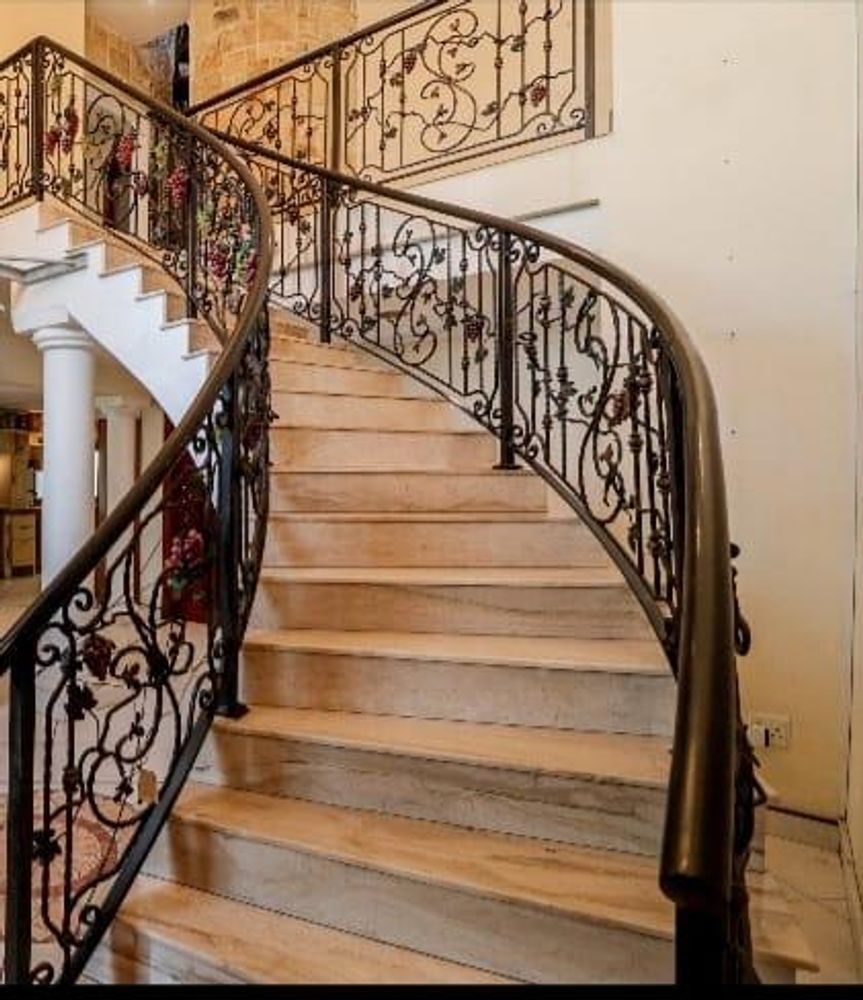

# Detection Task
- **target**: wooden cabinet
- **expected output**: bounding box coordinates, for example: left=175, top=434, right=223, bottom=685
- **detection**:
left=0, top=508, right=40, bottom=578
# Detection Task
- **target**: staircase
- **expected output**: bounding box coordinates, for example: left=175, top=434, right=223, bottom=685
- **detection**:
left=84, top=314, right=814, bottom=985
left=0, top=16, right=817, bottom=985
left=0, top=203, right=215, bottom=423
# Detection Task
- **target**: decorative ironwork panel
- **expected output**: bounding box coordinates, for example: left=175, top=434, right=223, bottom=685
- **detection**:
left=342, top=0, right=590, bottom=180
left=0, top=46, right=33, bottom=207
left=196, top=0, right=599, bottom=182
left=198, top=57, right=334, bottom=169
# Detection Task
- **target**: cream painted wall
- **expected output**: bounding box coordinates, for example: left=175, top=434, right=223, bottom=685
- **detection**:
left=848, top=0, right=863, bottom=927
left=366, top=0, right=859, bottom=819
left=0, top=0, right=85, bottom=56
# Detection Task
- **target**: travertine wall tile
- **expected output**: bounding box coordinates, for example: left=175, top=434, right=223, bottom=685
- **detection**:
left=189, top=0, right=357, bottom=104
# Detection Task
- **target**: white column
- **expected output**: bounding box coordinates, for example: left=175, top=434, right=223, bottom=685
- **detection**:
left=33, top=325, right=96, bottom=586
left=138, top=400, right=166, bottom=597
left=99, top=397, right=139, bottom=517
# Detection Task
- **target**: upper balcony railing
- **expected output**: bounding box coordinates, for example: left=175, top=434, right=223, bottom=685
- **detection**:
left=192, top=0, right=607, bottom=183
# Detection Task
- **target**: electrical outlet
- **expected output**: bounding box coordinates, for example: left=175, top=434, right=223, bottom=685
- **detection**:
left=748, top=713, right=791, bottom=750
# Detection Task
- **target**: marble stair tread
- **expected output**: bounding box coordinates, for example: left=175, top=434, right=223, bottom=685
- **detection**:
left=259, top=566, right=628, bottom=588
left=169, top=784, right=816, bottom=973
left=113, top=876, right=508, bottom=984
left=216, top=707, right=671, bottom=786
left=242, top=629, right=668, bottom=675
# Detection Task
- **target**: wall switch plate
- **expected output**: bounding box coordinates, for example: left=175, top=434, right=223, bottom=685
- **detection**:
left=748, top=714, right=791, bottom=750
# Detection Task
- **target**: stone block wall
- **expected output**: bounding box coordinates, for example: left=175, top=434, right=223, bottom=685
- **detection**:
left=190, top=0, right=357, bottom=105
left=85, top=14, right=173, bottom=104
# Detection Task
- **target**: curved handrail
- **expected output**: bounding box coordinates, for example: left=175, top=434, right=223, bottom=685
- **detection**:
left=211, top=132, right=750, bottom=980
left=0, top=38, right=273, bottom=984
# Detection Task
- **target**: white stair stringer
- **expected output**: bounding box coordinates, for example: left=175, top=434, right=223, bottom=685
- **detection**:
left=0, top=203, right=213, bottom=423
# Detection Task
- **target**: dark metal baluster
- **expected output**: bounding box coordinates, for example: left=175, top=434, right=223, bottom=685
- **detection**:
left=185, top=136, right=199, bottom=318
left=375, top=202, right=383, bottom=347
left=495, top=0, right=503, bottom=142
left=653, top=341, right=676, bottom=608
left=215, top=373, right=246, bottom=719
left=557, top=268, right=569, bottom=479
left=541, top=266, right=552, bottom=463
left=330, top=46, right=343, bottom=172
left=637, top=322, right=662, bottom=598
left=319, top=177, right=333, bottom=344
left=626, top=316, right=646, bottom=577
left=31, top=38, right=44, bottom=200
left=495, top=232, right=518, bottom=470
left=4, top=644, right=36, bottom=984
left=675, top=907, right=730, bottom=985
left=460, top=231, right=469, bottom=396
left=584, top=0, right=596, bottom=139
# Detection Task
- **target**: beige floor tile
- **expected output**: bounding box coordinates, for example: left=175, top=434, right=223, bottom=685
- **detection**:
left=767, top=834, right=861, bottom=983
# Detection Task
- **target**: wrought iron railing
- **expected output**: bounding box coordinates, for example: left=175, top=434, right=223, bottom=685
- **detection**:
left=192, top=0, right=603, bottom=182
left=214, top=128, right=757, bottom=983
left=0, top=38, right=273, bottom=984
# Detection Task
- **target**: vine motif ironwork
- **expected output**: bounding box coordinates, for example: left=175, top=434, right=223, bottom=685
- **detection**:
left=198, top=0, right=596, bottom=182
left=0, top=39, right=272, bottom=985
left=341, top=0, right=588, bottom=179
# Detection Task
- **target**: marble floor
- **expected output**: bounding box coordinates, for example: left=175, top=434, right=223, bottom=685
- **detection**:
left=0, top=576, right=39, bottom=637
left=766, top=833, right=861, bottom=984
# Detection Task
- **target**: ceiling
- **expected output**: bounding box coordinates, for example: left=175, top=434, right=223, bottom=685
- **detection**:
left=88, top=0, right=190, bottom=45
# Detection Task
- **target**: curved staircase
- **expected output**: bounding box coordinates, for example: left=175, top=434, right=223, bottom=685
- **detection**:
left=0, top=9, right=818, bottom=984
left=87, top=316, right=814, bottom=985
left=1, top=203, right=216, bottom=423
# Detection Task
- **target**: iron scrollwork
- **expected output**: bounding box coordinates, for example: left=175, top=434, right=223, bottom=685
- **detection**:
left=0, top=39, right=272, bottom=985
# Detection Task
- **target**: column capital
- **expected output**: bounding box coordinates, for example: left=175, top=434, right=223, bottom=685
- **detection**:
left=32, top=323, right=93, bottom=355
left=96, top=395, right=143, bottom=420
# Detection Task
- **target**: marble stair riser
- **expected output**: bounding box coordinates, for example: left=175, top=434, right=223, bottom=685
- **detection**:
left=270, top=391, right=479, bottom=433
left=269, top=360, right=437, bottom=398
left=263, top=517, right=608, bottom=569
left=240, top=647, right=675, bottom=736
left=193, top=731, right=668, bottom=857
left=252, top=579, right=653, bottom=639
left=144, top=818, right=674, bottom=984
left=269, top=470, right=547, bottom=514
left=270, top=427, right=495, bottom=471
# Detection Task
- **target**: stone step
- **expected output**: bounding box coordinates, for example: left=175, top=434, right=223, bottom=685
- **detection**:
left=145, top=785, right=814, bottom=984
left=269, top=468, right=547, bottom=514
left=269, top=336, right=406, bottom=372
left=90, top=875, right=506, bottom=984
left=240, top=629, right=674, bottom=735
left=269, top=358, right=436, bottom=398
left=271, top=389, right=477, bottom=433
left=270, top=426, right=496, bottom=471
left=196, top=707, right=671, bottom=856
left=263, top=512, right=609, bottom=568
left=253, top=566, right=653, bottom=639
